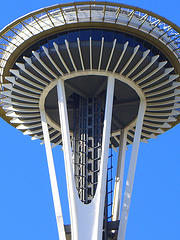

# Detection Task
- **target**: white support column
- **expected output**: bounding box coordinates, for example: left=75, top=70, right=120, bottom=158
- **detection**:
left=57, top=76, right=115, bottom=240
left=112, top=129, right=128, bottom=221
left=57, top=79, right=78, bottom=240
left=118, top=101, right=146, bottom=240
left=93, top=76, right=115, bottom=240
left=40, top=110, right=66, bottom=240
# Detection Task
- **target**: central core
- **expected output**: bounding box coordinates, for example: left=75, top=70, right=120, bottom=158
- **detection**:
left=73, top=95, right=103, bottom=203
left=45, top=75, right=140, bottom=203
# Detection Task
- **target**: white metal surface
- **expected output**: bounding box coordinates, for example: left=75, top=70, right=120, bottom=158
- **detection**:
left=118, top=101, right=146, bottom=240
left=57, top=79, right=78, bottom=240
left=57, top=76, right=114, bottom=240
left=40, top=109, right=66, bottom=240
left=112, top=129, right=128, bottom=221
left=92, top=76, right=115, bottom=240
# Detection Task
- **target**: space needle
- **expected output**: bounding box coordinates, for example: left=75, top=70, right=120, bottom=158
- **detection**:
left=0, top=1, right=180, bottom=240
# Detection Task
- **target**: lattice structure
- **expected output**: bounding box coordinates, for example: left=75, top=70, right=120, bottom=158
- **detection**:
left=73, top=95, right=103, bottom=204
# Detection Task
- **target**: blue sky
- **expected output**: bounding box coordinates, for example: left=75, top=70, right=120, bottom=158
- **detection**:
left=0, top=1, right=180, bottom=240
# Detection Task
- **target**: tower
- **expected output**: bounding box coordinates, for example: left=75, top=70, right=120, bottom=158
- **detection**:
left=0, top=2, right=180, bottom=240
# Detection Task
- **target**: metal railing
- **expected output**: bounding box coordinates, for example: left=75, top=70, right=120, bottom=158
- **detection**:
left=0, top=1, right=180, bottom=83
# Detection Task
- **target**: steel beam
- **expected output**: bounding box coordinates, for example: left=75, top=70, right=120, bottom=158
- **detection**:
left=118, top=101, right=146, bottom=240
left=40, top=109, right=66, bottom=240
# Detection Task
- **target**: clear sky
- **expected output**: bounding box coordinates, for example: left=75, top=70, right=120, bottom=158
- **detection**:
left=0, top=0, right=180, bottom=240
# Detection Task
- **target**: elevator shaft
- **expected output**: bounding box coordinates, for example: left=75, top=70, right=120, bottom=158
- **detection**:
left=73, top=95, right=103, bottom=204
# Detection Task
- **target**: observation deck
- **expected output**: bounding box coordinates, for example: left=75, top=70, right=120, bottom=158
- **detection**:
left=0, top=1, right=180, bottom=148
